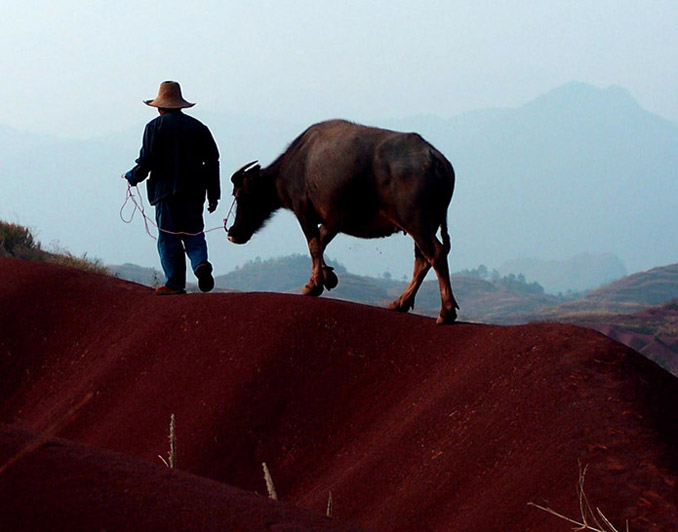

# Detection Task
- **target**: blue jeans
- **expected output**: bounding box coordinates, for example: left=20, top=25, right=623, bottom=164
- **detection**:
left=155, top=197, right=209, bottom=290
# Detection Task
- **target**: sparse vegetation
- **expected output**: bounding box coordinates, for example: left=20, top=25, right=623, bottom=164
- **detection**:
left=0, top=220, right=108, bottom=275
left=48, top=243, right=109, bottom=276
left=529, top=464, right=629, bottom=532
left=0, top=221, right=44, bottom=260
left=158, top=414, right=177, bottom=469
left=262, top=462, right=278, bottom=500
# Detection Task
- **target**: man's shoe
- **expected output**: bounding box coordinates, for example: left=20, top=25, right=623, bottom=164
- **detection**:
left=155, top=285, right=186, bottom=296
left=195, top=262, right=215, bottom=293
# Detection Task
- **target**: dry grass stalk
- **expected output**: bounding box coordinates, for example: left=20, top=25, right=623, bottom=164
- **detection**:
left=262, top=462, right=278, bottom=500
left=528, top=463, right=629, bottom=532
left=326, top=490, right=333, bottom=518
left=158, top=414, right=177, bottom=469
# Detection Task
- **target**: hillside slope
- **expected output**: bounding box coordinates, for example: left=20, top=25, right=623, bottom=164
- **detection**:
left=0, top=257, right=677, bottom=532
left=0, top=424, right=367, bottom=532
left=539, top=263, right=678, bottom=317
left=542, top=300, right=678, bottom=377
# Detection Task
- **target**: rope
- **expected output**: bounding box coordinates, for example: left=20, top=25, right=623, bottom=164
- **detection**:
left=120, top=182, right=234, bottom=240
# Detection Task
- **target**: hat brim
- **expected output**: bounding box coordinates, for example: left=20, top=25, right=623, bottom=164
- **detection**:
left=143, top=99, right=195, bottom=109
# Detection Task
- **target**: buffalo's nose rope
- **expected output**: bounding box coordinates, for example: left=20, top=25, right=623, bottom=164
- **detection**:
left=120, top=182, right=229, bottom=240
left=223, top=197, right=237, bottom=230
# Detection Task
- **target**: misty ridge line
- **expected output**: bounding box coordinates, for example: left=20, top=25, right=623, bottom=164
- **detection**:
left=1, top=81, right=676, bottom=283
left=2, top=82, right=677, bottom=145
left=2, top=80, right=678, bottom=141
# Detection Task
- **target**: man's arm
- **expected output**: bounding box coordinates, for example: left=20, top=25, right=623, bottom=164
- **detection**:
left=125, top=122, right=155, bottom=186
left=203, top=126, right=220, bottom=212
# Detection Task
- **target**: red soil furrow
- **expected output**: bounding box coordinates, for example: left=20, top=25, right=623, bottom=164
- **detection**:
left=1, top=257, right=677, bottom=531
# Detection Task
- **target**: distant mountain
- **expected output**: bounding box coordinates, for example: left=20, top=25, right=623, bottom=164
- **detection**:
left=108, top=263, right=163, bottom=287
left=385, top=82, right=678, bottom=276
left=497, top=252, right=627, bottom=294
left=536, top=263, right=678, bottom=318
left=2, top=82, right=677, bottom=282
left=586, top=263, right=678, bottom=307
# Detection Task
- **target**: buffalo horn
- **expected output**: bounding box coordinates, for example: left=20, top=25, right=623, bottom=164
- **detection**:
left=230, top=160, right=259, bottom=184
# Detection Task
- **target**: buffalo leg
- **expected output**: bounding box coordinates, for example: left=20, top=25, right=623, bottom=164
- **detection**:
left=302, top=231, right=325, bottom=296
left=412, top=233, right=458, bottom=324
left=300, top=220, right=337, bottom=296
left=390, top=244, right=430, bottom=313
left=319, top=225, right=338, bottom=289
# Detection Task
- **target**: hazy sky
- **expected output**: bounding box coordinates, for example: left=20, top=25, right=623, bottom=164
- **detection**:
left=1, top=1, right=676, bottom=139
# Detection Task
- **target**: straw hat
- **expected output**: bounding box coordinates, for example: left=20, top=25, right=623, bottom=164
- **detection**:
left=144, top=81, right=195, bottom=109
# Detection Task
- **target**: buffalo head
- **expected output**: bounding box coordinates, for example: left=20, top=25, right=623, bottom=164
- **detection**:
left=227, top=160, right=279, bottom=244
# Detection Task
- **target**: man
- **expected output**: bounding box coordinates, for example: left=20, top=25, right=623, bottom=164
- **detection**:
left=124, top=81, right=220, bottom=295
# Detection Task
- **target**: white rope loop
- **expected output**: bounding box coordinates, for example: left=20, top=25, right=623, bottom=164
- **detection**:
left=120, top=182, right=231, bottom=240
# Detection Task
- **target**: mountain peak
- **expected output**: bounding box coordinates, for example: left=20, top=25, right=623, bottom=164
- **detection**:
left=524, top=81, right=641, bottom=114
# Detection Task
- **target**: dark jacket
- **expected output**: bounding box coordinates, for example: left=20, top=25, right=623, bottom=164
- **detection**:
left=128, top=111, right=220, bottom=206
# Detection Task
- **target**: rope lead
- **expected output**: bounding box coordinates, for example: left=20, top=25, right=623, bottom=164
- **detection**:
left=120, top=182, right=231, bottom=240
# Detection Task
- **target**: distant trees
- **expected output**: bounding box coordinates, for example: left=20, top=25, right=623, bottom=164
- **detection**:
left=235, top=253, right=347, bottom=274
left=224, top=254, right=348, bottom=292
left=454, top=264, right=545, bottom=295
left=456, top=264, right=489, bottom=280
left=496, top=272, right=544, bottom=294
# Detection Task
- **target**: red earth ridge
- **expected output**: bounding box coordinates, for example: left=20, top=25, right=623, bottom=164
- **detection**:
left=0, top=257, right=676, bottom=531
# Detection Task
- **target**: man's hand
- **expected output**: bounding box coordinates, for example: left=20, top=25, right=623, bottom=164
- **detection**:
left=123, top=170, right=137, bottom=186
left=208, top=200, right=218, bottom=213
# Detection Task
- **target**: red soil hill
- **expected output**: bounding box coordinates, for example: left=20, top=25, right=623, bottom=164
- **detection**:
left=0, top=257, right=676, bottom=531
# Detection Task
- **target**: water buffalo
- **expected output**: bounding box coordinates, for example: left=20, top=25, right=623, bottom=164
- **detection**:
left=227, top=119, right=459, bottom=324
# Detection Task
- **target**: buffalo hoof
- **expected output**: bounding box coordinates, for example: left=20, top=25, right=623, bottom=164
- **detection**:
left=323, top=267, right=338, bottom=290
left=436, top=307, right=458, bottom=325
left=302, top=282, right=324, bottom=297
left=389, top=298, right=413, bottom=313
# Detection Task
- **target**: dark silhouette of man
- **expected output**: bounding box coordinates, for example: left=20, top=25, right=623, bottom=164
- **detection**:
left=125, top=81, right=220, bottom=295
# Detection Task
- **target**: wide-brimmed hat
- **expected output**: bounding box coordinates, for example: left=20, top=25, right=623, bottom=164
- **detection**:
left=144, top=81, right=195, bottom=109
